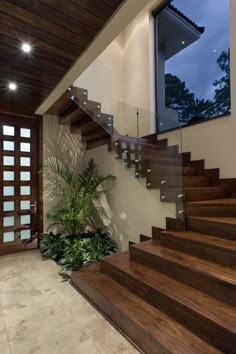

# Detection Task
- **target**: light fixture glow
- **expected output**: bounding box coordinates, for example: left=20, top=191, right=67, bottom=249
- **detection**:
left=22, top=43, right=32, bottom=53
left=9, top=82, right=17, bottom=91
left=213, top=49, right=217, bottom=53
left=181, top=41, right=185, bottom=45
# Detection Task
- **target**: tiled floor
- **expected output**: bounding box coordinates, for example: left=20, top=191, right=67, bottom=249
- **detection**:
left=0, top=250, right=139, bottom=354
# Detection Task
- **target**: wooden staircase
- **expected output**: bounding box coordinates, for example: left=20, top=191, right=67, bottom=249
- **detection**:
left=55, top=87, right=236, bottom=353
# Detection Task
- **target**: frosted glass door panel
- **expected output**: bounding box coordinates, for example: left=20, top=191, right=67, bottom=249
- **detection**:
left=3, top=141, right=14, bottom=151
left=3, top=156, right=14, bottom=166
left=3, top=201, right=14, bottom=212
left=3, top=126, right=15, bottom=136
left=20, top=128, right=31, bottom=138
left=20, top=142, right=31, bottom=152
left=3, top=187, right=14, bottom=196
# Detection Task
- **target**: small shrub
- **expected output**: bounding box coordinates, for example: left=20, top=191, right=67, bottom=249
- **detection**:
left=60, top=239, right=93, bottom=270
left=61, top=229, right=118, bottom=270
left=85, top=229, right=118, bottom=261
left=40, top=232, right=65, bottom=262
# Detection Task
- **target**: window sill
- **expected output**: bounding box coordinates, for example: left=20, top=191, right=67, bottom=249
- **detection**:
left=157, top=112, right=231, bottom=135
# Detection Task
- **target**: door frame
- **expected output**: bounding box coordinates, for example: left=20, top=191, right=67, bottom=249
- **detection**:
left=0, top=112, right=43, bottom=255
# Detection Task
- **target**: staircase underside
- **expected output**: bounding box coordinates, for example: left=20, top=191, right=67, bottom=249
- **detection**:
left=55, top=86, right=236, bottom=353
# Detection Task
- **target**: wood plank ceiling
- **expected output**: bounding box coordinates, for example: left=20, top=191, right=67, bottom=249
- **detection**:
left=0, top=0, right=124, bottom=116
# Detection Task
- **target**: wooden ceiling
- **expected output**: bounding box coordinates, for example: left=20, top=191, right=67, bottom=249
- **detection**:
left=0, top=0, right=124, bottom=116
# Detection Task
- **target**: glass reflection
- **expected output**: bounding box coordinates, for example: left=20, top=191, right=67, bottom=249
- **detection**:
left=156, top=0, right=230, bottom=132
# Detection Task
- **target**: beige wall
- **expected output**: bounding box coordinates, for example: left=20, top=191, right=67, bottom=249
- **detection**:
left=43, top=114, right=175, bottom=249
left=74, top=2, right=159, bottom=137
left=85, top=144, right=175, bottom=250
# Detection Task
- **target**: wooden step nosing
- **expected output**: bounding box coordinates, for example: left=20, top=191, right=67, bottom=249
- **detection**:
left=71, top=268, right=218, bottom=354
left=131, top=244, right=236, bottom=289
left=71, top=273, right=161, bottom=354
left=102, top=257, right=236, bottom=333
left=163, top=232, right=236, bottom=254
left=101, top=259, right=236, bottom=352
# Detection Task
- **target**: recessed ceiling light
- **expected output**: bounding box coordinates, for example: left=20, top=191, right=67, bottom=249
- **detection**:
left=9, top=82, right=17, bottom=91
left=213, top=49, right=217, bottom=53
left=22, top=43, right=32, bottom=53
left=181, top=41, right=185, bottom=45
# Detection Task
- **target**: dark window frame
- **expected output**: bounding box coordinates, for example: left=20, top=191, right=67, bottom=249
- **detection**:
left=153, top=0, right=231, bottom=135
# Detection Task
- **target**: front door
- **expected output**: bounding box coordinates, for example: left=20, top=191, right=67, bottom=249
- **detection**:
left=0, top=114, right=41, bottom=255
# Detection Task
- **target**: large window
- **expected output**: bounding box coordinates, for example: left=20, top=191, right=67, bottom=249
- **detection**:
left=155, top=0, right=231, bottom=133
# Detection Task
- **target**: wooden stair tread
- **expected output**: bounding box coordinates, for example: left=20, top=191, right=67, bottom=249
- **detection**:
left=183, top=187, right=228, bottom=192
left=132, top=240, right=236, bottom=285
left=103, top=252, right=236, bottom=333
left=189, top=216, right=236, bottom=225
left=163, top=230, right=236, bottom=253
left=188, top=198, right=236, bottom=205
left=72, top=263, right=221, bottom=354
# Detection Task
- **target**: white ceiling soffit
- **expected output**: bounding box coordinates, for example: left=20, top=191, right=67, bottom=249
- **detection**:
left=35, top=0, right=155, bottom=115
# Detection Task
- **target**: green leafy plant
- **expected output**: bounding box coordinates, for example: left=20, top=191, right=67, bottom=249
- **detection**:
left=60, top=239, right=93, bottom=270
left=85, top=228, right=118, bottom=261
left=42, top=157, right=115, bottom=236
left=60, top=229, right=118, bottom=270
left=40, top=232, right=66, bottom=262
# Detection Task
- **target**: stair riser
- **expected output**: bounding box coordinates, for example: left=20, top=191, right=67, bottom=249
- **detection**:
left=140, top=149, right=178, bottom=158
left=141, top=158, right=182, bottom=167
left=130, top=247, right=236, bottom=307
left=185, top=189, right=229, bottom=202
left=152, top=227, right=165, bottom=240
left=185, top=160, right=205, bottom=169
left=101, top=260, right=236, bottom=353
left=166, top=217, right=186, bottom=231
left=140, top=235, right=151, bottom=242
left=71, top=273, right=167, bottom=354
left=161, top=235, right=236, bottom=268
left=140, top=166, right=200, bottom=177
left=137, top=144, right=178, bottom=153
left=118, top=144, right=167, bottom=153
left=188, top=218, right=236, bottom=240
left=186, top=204, right=236, bottom=217
left=147, top=177, right=210, bottom=189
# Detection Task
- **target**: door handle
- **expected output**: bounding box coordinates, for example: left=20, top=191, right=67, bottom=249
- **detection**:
left=30, top=201, right=37, bottom=214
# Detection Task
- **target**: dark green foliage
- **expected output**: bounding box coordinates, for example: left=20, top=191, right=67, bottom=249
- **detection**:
left=165, top=48, right=231, bottom=122
left=185, top=98, right=215, bottom=119
left=40, top=232, right=65, bottom=262
left=165, top=73, right=194, bottom=116
left=213, top=49, right=231, bottom=113
left=84, top=228, right=118, bottom=261
left=61, top=229, right=118, bottom=270
left=40, top=229, right=118, bottom=271
left=60, top=239, right=93, bottom=270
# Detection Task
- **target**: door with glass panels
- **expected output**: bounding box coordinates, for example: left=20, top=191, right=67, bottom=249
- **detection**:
left=0, top=115, right=39, bottom=254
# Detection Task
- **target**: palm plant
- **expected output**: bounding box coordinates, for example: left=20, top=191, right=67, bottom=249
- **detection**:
left=42, top=157, right=115, bottom=236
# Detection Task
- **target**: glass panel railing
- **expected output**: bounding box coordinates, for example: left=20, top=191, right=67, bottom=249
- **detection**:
left=67, top=86, right=113, bottom=135
left=110, top=100, right=185, bottom=226
left=70, top=60, right=185, bottom=228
